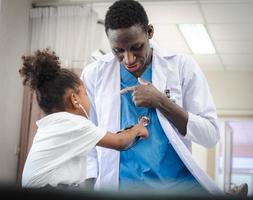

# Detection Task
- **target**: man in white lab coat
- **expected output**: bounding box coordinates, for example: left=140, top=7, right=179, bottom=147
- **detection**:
left=81, top=0, right=222, bottom=195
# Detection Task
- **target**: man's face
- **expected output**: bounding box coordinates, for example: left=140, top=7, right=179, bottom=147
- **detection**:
left=107, top=25, right=153, bottom=77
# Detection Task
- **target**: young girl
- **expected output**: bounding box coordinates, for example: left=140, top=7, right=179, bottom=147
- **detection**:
left=20, top=49, right=148, bottom=189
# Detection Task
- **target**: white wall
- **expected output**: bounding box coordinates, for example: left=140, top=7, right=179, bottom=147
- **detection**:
left=192, top=70, right=253, bottom=176
left=0, top=0, right=31, bottom=184
left=205, top=71, right=253, bottom=116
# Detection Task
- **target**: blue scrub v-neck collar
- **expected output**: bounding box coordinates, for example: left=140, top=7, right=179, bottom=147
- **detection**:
left=120, top=63, right=152, bottom=87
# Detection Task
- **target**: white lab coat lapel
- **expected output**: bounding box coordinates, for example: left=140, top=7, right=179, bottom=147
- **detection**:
left=152, top=48, right=222, bottom=195
left=95, top=57, right=121, bottom=190
left=95, top=58, right=121, bottom=131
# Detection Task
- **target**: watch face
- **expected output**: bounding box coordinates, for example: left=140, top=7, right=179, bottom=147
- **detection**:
left=138, top=116, right=150, bottom=127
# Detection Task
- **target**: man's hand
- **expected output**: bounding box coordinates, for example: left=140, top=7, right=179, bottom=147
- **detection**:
left=120, top=77, right=188, bottom=136
left=120, top=77, right=163, bottom=108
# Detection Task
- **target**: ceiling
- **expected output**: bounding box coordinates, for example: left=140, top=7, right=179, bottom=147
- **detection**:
left=34, top=0, right=253, bottom=71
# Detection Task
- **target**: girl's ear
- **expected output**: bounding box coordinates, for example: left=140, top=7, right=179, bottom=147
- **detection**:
left=70, top=93, right=79, bottom=109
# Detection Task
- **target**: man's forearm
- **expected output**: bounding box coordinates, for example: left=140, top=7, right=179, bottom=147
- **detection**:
left=156, top=93, right=188, bottom=136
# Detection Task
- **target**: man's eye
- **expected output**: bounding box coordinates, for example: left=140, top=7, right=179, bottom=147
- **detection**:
left=132, top=44, right=143, bottom=51
left=113, top=48, right=124, bottom=53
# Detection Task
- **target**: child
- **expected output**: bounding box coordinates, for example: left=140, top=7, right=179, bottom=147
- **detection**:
left=19, top=49, right=148, bottom=189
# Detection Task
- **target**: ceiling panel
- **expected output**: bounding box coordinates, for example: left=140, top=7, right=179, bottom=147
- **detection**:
left=196, top=64, right=224, bottom=71
left=221, top=54, right=253, bottom=66
left=152, top=24, right=182, bottom=41
left=155, top=39, right=191, bottom=54
left=144, top=3, right=204, bottom=24
left=208, top=24, right=253, bottom=41
left=152, top=24, right=190, bottom=53
left=202, top=3, right=253, bottom=23
left=192, top=54, right=224, bottom=70
left=214, top=41, right=253, bottom=54
left=225, top=65, right=253, bottom=71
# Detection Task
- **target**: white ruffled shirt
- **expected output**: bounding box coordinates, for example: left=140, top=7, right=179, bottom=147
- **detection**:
left=22, top=112, right=106, bottom=188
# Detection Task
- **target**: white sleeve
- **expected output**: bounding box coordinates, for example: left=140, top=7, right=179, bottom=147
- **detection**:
left=80, top=64, right=100, bottom=179
left=179, top=55, right=220, bottom=148
left=68, top=119, right=106, bottom=158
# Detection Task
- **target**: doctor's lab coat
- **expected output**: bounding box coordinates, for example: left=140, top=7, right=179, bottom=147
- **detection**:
left=81, top=42, right=223, bottom=195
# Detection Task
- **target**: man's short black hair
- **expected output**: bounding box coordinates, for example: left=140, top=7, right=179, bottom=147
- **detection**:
left=105, top=0, right=149, bottom=33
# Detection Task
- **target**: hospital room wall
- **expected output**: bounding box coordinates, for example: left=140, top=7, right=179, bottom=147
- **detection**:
left=192, top=70, right=253, bottom=176
left=0, top=0, right=31, bottom=184
left=205, top=71, right=253, bottom=116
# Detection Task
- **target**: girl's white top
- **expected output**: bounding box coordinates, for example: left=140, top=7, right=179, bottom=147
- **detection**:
left=22, top=112, right=106, bottom=188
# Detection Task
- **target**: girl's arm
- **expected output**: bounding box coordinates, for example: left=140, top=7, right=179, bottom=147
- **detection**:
left=97, top=123, right=148, bottom=150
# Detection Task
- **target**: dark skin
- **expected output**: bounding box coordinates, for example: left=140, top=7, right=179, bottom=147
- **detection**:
left=107, top=24, right=188, bottom=136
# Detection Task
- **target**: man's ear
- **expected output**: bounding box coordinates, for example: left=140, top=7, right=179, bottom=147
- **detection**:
left=147, top=24, right=154, bottom=39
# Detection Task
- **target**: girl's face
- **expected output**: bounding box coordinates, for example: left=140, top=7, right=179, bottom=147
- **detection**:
left=77, top=82, right=90, bottom=118
left=64, top=80, right=90, bottom=118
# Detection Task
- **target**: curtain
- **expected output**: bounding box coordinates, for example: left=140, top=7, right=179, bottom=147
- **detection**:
left=17, top=5, right=99, bottom=184
left=0, top=0, right=7, bottom=47
left=30, top=5, right=98, bottom=67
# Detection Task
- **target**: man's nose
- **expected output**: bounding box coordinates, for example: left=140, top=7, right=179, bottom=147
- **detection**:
left=123, top=52, right=135, bottom=65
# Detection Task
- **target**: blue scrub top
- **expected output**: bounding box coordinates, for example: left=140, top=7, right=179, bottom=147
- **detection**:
left=119, top=63, right=206, bottom=194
